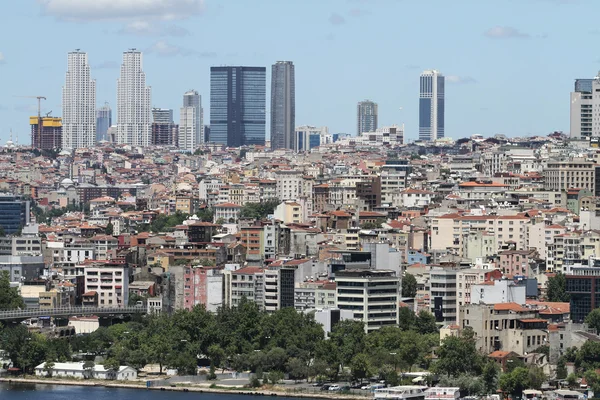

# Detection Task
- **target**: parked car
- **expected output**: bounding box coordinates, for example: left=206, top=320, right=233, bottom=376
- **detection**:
left=312, top=382, right=324, bottom=387
left=351, top=383, right=363, bottom=389
left=320, top=384, right=332, bottom=391
left=361, top=385, right=371, bottom=390
left=329, top=384, right=341, bottom=391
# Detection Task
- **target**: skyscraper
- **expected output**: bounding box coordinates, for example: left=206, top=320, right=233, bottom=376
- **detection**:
left=179, top=90, right=203, bottom=151
left=30, top=116, right=62, bottom=150
left=357, top=100, right=378, bottom=135
left=96, top=102, right=112, bottom=142
left=151, top=108, right=178, bottom=146
left=62, top=50, right=96, bottom=149
left=270, top=61, right=295, bottom=150
left=116, top=49, right=152, bottom=147
left=419, top=70, right=445, bottom=142
left=210, top=66, right=266, bottom=147
left=570, top=76, right=595, bottom=139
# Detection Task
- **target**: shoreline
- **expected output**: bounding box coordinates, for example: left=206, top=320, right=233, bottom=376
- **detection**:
left=0, top=377, right=365, bottom=399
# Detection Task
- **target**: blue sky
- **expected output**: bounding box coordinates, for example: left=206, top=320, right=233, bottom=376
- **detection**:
left=0, top=0, right=598, bottom=144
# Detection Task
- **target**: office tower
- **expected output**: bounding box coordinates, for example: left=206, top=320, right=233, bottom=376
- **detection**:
left=357, top=100, right=378, bottom=135
left=116, top=49, right=152, bottom=147
left=96, top=103, right=112, bottom=142
left=295, top=125, right=328, bottom=152
left=419, top=70, right=445, bottom=141
left=151, top=108, right=178, bottom=146
left=270, top=61, right=295, bottom=150
left=0, top=194, right=30, bottom=234
left=179, top=90, right=202, bottom=151
left=30, top=116, right=62, bottom=150
left=204, top=125, right=210, bottom=143
left=570, top=75, right=597, bottom=139
left=62, top=50, right=96, bottom=149
left=210, top=66, right=266, bottom=147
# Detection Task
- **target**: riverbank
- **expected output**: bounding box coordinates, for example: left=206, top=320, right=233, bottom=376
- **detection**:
left=0, top=377, right=367, bottom=399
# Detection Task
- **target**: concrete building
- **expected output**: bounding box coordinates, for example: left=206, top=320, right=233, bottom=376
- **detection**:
left=62, top=50, right=96, bottom=149
left=294, top=280, right=337, bottom=311
left=0, top=234, right=42, bottom=256
left=335, top=269, right=399, bottom=332
left=223, top=266, right=264, bottom=308
left=179, top=90, right=202, bottom=151
left=429, top=267, right=458, bottom=324
left=570, top=76, right=595, bottom=139
left=295, top=126, right=327, bottom=152
left=30, top=116, right=62, bottom=150
left=83, top=261, right=129, bottom=308
left=262, top=267, right=295, bottom=312
left=0, top=255, right=45, bottom=282
left=116, top=49, right=152, bottom=146
left=312, top=308, right=354, bottom=338
left=35, top=362, right=137, bottom=380
left=151, top=108, right=178, bottom=146
left=271, top=61, right=295, bottom=150
left=213, top=202, right=242, bottom=224
left=0, top=194, right=31, bottom=234
left=419, top=69, right=444, bottom=141
left=274, top=201, right=303, bottom=224
left=182, top=266, right=222, bottom=312
left=357, top=100, right=378, bottom=135
left=544, top=158, right=596, bottom=193
left=470, top=279, right=526, bottom=305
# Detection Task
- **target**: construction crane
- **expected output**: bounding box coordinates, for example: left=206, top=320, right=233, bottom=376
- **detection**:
left=15, top=96, right=46, bottom=148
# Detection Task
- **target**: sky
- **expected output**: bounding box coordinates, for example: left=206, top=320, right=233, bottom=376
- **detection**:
left=0, top=0, right=598, bottom=144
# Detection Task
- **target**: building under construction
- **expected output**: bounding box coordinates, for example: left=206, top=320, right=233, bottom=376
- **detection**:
left=30, top=116, right=62, bottom=150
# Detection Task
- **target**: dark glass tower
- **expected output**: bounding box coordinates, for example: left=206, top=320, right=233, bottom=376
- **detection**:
left=210, top=66, right=266, bottom=147
left=419, top=70, right=445, bottom=142
left=271, top=61, right=295, bottom=150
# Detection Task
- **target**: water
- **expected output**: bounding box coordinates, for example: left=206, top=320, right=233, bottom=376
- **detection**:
left=0, top=383, right=299, bottom=400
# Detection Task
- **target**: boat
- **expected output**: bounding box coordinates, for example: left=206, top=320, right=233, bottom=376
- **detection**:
left=374, top=385, right=428, bottom=400
left=424, top=387, right=460, bottom=400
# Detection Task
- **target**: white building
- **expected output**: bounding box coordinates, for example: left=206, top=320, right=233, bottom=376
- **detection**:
left=471, top=279, right=526, bottom=305
left=570, top=77, right=594, bottom=139
left=419, top=69, right=445, bottom=141
left=275, top=170, right=303, bottom=200
left=179, top=90, right=202, bottom=151
left=345, top=125, right=404, bottom=147
left=35, top=362, right=137, bottom=380
left=335, top=269, right=399, bottom=332
left=116, top=49, right=151, bottom=147
left=62, top=50, right=96, bottom=149
left=84, top=262, right=129, bottom=308
left=213, top=202, right=242, bottom=224
left=294, top=125, right=329, bottom=151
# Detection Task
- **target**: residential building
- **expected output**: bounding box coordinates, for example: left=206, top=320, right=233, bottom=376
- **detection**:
left=35, top=362, right=137, bottom=381
left=543, top=158, right=596, bottom=193
left=84, top=261, right=129, bottom=308
left=62, top=50, right=96, bottom=149
left=182, top=266, right=222, bottom=312
left=470, top=279, right=526, bottom=305
left=0, top=234, right=42, bottom=256
left=271, top=61, right=295, bottom=150
left=116, top=49, right=152, bottom=146
left=30, top=116, right=62, bottom=150
left=430, top=267, right=458, bottom=324
left=179, top=90, right=202, bottom=151
left=566, top=268, right=600, bottom=322
left=96, top=103, right=112, bottom=142
left=335, top=269, right=399, bottom=332
left=0, top=194, right=30, bottom=234
left=570, top=76, right=595, bottom=139
left=357, top=100, right=378, bottom=135
left=262, top=266, right=295, bottom=312
left=213, top=202, right=242, bottom=224
left=294, top=280, right=337, bottom=311
left=419, top=69, right=445, bottom=141
left=274, top=201, right=303, bottom=224
left=223, top=266, right=263, bottom=308
left=210, top=66, right=266, bottom=146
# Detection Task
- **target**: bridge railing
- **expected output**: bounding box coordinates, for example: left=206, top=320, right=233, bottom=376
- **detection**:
left=0, top=305, right=146, bottom=320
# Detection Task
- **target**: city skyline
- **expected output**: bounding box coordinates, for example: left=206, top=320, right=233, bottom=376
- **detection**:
left=3, top=0, right=600, bottom=143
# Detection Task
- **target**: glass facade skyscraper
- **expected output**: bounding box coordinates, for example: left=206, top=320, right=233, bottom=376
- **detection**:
left=96, top=103, right=112, bottom=142
left=210, top=66, right=266, bottom=147
left=271, top=61, right=295, bottom=150
left=419, top=70, right=445, bottom=142
left=357, top=100, right=378, bottom=135
left=0, top=194, right=30, bottom=234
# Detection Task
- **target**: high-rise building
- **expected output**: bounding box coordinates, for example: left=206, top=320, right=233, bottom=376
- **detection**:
left=62, top=50, right=96, bottom=149
left=0, top=194, right=30, bottom=234
left=570, top=75, right=597, bottom=139
left=419, top=70, right=445, bottom=142
left=96, top=103, right=112, bottom=142
left=151, top=108, right=178, bottom=146
left=30, top=116, right=62, bottom=150
left=270, top=61, right=295, bottom=150
left=357, top=100, right=378, bottom=135
left=179, top=90, right=202, bottom=151
left=210, top=66, right=266, bottom=147
left=116, top=49, right=152, bottom=147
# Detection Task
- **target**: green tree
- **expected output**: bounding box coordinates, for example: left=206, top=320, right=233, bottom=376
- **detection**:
left=239, top=199, right=280, bottom=220
left=196, top=208, right=214, bottom=222
left=415, top=310, right=438, bottom=334
left=286, top=358, right=308, bottom=382
left=43, top=360, right=55, bottom=377
left=18, top=333, right=48, bottom=374
left=435, top=329, right=483, bottom=377
left=546, top=272, right=570, bottom=302
left=105, top=221, right=114, bottom=235
left=398, top=307, right=416, bottom=331
left=208, top=344, right=226, bottom=371
left=556, top=358, right=567, bottom=380
left=482, top=361, right=499, bottom=394
left=585, top=308, right=600, bottom=334
left=350, top=353, right=372, bottom=382
left=527, top=366, right=546, bottom=390
left=566, top=373, right=577, bottom=388
left=103, top=358, right=121, bottom=378
left=83, top=360, right=95, bottom=379
left=267, top=370, right=284, bottom=384
left=499, top=367, right=529, bottom=398
left=0, top=270, right=26, bottom=310
left=402, top=273, right=417, bottom=297
left=329, top=320, right=365, bottom=367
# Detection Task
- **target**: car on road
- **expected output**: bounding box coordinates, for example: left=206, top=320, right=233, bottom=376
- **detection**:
left=320, top=384, right=332, bottom=391
left=328, top=384, right=341, bottom=391
left=361, top=385, right=371, bottom=390
left=312, top=382, right=323, bottom=387
left=350, top=383, right=363, bottom=389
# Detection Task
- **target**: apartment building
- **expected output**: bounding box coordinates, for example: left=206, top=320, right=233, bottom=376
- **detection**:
left=223, top=266, right=264, bottom=308
left=262, top=267, right=295, bottom=312
left=335, top=269, right=399, bottom=332
left=274, top=201, right=304, bottom=224
left=0, top=234, right=42, bottom=256
left=84, top=261, right=129, bottom=308
left=294, top=280, right=337, bottom=311
left=456, top=181, right=508, bottom=201
left=543, top=158, right=596, bottom=193
left=182, top=266, right=222, bottom=312
left=430, top=267, right=458, bottom=324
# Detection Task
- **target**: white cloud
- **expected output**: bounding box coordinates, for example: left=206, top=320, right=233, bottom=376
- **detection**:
left=0, top=52, right=5, bottom=64
left=446, top=75, right=477, bottom=84
left=484, top=26, right=530, bottom=39
left=329, top=13, right=346, bottom=25
left=38, top=0, right=204, bottom=21
left=118, top=20, right=190, bottom=36
left=146, top=40, right=215, bottom=58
